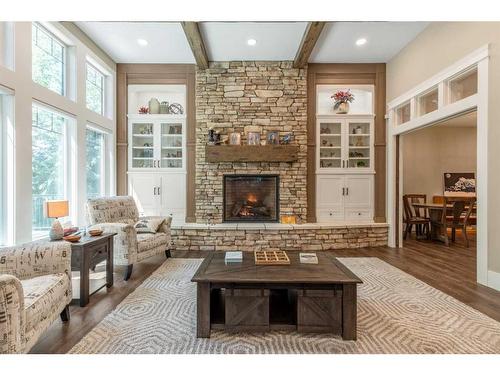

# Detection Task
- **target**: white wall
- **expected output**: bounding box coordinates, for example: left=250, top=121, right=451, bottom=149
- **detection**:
left=403, top=125, right=477, bottom=200
left=0, top=22, right=116, bottom=245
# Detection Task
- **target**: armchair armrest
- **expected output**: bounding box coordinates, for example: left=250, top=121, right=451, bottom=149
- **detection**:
left=141, top=216, right=172, bottom=234
left=0, top=274, right=25, bottom=354
left=89, top=222, right=138, bottom=265
left=0, top=241, right=72, bottom=280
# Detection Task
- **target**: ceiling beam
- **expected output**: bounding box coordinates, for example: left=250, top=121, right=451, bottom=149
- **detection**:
left=181, top=22, right=209, bottom=69
left=293, top=22, right=326, bottom=68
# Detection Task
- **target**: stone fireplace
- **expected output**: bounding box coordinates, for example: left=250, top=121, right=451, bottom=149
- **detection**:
left=195, top=61, right=307, bottom=223
left=223, top=175, right=279, bottom=222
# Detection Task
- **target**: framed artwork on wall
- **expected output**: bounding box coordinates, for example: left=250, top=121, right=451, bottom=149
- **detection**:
left=267, top=131, right=279, bottom=145
left=444, top=172, right=476, bottom=196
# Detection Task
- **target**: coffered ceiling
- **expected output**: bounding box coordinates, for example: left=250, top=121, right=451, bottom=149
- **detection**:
left=76, top=21, right=429, bottom=64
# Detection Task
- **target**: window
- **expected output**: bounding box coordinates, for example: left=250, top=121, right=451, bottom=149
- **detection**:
left=0, top=22, right=14, bottom=70
left=86, top=127, right=107, bottom=199
left=86, top=63, right=105, bottom=115
left=449, top=68, right=478, bottom=104
left=418, top=87, right=438, bottom=116
left=0, top=96, right=4, bottom=244
left=32, top=23, right=66, bottom=95
left=395, top=101, right=411, bottom=125
left=32, top=105, right=70, bottom=238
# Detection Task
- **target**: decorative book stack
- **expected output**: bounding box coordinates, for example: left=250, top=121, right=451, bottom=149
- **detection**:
left=224, top=251, right=243, bottom=264
left=299, top=253, right=319, bottom=264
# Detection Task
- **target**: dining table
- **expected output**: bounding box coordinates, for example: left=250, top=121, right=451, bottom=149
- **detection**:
left=412, top=201, right=467, bottom=245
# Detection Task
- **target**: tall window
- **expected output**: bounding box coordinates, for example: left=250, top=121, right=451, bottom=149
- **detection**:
left=32, top=23, right=65, bottom=96
left=32, top=105, right=69, bottom=238
left=86, top=63, right=105, bottom=115
left=0, top=96, right=4, bottom=244
left=86, top=127, right=106, bottom=199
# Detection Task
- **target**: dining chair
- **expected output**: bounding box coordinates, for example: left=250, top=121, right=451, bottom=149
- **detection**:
left=403, top=194, right=431, bottom=240
left=444, top=197, right=476, bottom=248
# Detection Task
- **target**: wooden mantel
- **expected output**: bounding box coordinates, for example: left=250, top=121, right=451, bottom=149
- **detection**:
left=206, top=145, right=299, bottom=163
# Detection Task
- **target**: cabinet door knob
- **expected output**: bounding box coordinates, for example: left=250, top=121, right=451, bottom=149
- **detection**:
left=153, top=187, right=157, bottom=195
left=153, top=160, right=156, bottom=168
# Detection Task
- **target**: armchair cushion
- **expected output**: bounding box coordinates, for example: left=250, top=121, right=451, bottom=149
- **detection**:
left=134, top=217, right=165, bottom=234
left=142, top=215, right=172, bottom=234
left=21, top=273, right=71, bottom=340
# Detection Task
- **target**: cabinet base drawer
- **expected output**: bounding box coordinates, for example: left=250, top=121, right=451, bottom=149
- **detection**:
left=344, top=209, right=372, bottom=220
left=317, top=209, right=344, bottom=222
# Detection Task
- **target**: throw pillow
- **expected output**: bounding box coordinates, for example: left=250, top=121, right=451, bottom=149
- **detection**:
left=134, top=217, right=165, bottom=234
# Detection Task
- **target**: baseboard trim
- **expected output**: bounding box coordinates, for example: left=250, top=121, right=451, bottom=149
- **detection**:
left=487, top=270, right=500, bottom=291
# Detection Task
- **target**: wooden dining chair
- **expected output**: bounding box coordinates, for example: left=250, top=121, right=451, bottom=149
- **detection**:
left=446, top=197, right=476, bottom=248
left=403, top=194, right=431, bottom=240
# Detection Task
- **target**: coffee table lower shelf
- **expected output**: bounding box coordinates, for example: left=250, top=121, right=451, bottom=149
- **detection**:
left=196, top=283, right=358, bottom=340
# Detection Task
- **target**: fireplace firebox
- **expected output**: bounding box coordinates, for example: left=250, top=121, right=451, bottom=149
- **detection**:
left=223, top=175, right=279, bottom=222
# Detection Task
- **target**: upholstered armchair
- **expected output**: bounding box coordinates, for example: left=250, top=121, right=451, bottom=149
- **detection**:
left=86, top=196, right=172, bottom=280
left=0, top=241, right=72, bottom=354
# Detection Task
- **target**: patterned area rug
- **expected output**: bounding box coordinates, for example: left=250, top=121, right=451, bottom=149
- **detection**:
left=70, top=258, right=500, bottom=354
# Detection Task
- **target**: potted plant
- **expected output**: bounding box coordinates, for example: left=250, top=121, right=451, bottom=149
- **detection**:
left=331, top=89, right=355, bottom=114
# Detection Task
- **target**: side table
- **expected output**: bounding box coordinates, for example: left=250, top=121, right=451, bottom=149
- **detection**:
left=70, top=233, right=116, bottom=307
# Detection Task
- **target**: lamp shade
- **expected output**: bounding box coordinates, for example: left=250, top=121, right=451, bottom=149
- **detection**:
left=44, top=200, right=69, bottom=218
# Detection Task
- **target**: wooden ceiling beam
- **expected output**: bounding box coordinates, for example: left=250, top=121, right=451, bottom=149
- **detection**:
left=181, top=22, right=209, bottom=69
left=293, top=22, right=326, bottom=69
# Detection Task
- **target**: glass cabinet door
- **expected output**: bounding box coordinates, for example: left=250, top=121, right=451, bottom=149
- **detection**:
left=347, top=121, right=371, bottom=169
left=160, top=122, right=183, bottom=169
left=131, top=123, right=155, bottom=168
left=318, top=121, right=342, bottom=169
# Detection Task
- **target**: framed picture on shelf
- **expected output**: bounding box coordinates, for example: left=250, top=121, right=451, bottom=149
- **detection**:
left=267, top=131, right=279, bottom=145
left=281, top=133, right=293, bottom=144
left=247, top=132, right=261, bottom=145
left=229, top=132, right=241, bottom=145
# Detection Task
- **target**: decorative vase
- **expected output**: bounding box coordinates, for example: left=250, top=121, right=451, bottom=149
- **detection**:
left=148, top=98, right=160, bottom=114
left=160, top=101, right=169, bottom=114
left=49, top=219, right=64, bottom=240
left=335, top=102, right=350, bottom=114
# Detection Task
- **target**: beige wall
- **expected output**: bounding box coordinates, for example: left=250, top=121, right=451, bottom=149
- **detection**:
left=403, top=126, right=476, bottom=200
left=387, top=22, right=500, bottom=274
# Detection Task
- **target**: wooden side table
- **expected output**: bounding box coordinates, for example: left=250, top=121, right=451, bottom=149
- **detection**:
left=70, top=233, right=115, bottom=307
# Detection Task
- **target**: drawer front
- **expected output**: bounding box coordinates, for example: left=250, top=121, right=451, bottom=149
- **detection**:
left=317, top=209, right=344, bottom=222
left=344, top=209, right=372, bottom=220
left=90, top=244, right=109, bottom=267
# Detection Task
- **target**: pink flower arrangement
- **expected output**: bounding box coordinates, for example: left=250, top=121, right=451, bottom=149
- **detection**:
left=139, top=106, right=149, bottom=114
left=331, top=90, right=355, bottom=110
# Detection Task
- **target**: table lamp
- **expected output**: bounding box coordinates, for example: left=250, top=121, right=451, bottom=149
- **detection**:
left=44, top=200, right=69, bottom=240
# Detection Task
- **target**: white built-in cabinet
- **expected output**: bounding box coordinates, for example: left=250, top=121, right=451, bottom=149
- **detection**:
left=316, top=85, right=375, bottom=223
left=127, top=85, right=187, bottom=220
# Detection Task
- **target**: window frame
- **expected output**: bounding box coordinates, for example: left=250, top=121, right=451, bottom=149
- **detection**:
left=86, top=61, right=106, bottom=116
left=86, top=124, right=111, bottom=199
left=32, top=22, right=67, bottom=96
left=31, top=103, right=73, bottom=240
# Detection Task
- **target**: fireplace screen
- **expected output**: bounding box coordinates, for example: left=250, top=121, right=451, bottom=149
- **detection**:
left=223, top=175, right=279, bottom=222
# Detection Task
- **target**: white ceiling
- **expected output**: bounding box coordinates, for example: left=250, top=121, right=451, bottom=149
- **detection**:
left=199, top=22, right=308, bottom=61
left=76, top=21, right=429, bottom=64
left=76, top=22, right=196, bottom=63
left=309, top=22, right=429, bottom=63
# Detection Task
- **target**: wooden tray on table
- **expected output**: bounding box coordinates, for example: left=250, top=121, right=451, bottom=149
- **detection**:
left=254, top=250, right=290, bottom=265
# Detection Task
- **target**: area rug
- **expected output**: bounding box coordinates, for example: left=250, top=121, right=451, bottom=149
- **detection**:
left=69, top=258, right=500, bottom=354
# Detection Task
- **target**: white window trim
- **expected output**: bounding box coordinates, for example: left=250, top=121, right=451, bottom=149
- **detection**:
left=386, top=44, right=491, bottom=289
left=86, top=62, right=105, bottom=116
left=86, top=55, right=113, bottom=120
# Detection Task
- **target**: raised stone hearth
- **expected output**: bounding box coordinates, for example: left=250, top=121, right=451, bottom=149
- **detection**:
left=171, top=223, right=388, bottom=251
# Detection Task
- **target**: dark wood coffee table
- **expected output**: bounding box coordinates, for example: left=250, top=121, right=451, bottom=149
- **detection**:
left=191, top=251, right=362, bottom=340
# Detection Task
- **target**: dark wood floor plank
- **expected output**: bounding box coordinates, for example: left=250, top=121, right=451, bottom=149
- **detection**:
left=30, top=233, right=500, bottom=354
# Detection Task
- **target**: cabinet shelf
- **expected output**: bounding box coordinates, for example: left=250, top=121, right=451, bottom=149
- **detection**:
left=132, top=134, right=154, bottom=137
left=320, top=134, right=341, bottom=137
left=349, top=134, right=369, bottom=137
left=320, top=146, right=341, bottom=149
left=348, top=146, right=370, bottom=149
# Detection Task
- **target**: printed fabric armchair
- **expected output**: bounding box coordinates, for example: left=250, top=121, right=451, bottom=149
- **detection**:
left=86, top=196, right=172, bottom=280
left=0, top=241, right=72, bottom=354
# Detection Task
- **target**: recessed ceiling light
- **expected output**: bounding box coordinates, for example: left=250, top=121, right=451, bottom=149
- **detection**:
left=247, top=38, right=257, bottom=46
left=355, top=38, right=367, bottom=46
left=137, top=38, right=148, bottom=47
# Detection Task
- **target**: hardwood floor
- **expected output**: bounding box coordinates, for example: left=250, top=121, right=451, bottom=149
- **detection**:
left=30, top=233, right=500, bottom=354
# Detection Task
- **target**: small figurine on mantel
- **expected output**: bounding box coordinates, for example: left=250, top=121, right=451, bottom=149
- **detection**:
left=208, top=128, right=221, bottom=145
